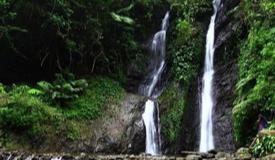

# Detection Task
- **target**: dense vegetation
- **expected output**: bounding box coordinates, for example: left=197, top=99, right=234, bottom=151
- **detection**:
left=0, top=76, right=124, bottom=148
left=0, top=0, right=168, bottom=83
left=167, top=0, right=210, bottom=84
left=234, top=0, right=275, bottom=152
left=159, top=82, right=185, bottom=143
left=233, top=0, right=275, bottom=156
left=0, top=0, right=165, bottom=150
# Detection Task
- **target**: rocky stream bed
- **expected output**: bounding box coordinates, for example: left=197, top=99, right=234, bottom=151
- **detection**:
left=0, top=149, right=274, bottom=160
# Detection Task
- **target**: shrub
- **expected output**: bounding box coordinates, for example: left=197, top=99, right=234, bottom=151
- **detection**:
left=0, top=84, right=9, bottom=107
left=0, top=83, right=93, bottom=146
left=168, top=20, right=203, bottom=84
left=37, top=73, right=88, bottom=105
left=167, top=0, right=211, bottom=84
left=63, top=76, right=124, bottom=120
left=232, top=0, right=275, bottom=146
left=243, top=0, right=275, bottom=27
left=0, top=83, right=5, bottom=94
left=251, top=129, right=275, bottom=157
left=233, top=27, right=275, bottom=144
left=0, top=88, right=62, bottom=141
left=169, top=0, right=211, bottom=22
left=160, top=82, right=185, bottom=142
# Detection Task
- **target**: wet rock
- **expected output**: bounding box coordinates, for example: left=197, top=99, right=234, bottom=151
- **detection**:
left=235, top=148, right=252, bottom=160
left=176, top=76, right=201, bottom=152
left=201, top=153, right=215, bottom=159
left=262, top=154, right=275, bottom=160
left=176, top=0, right=243, bottom=153
left=61, top=93, right=146, bottom=154
left=208, top=149, right=218, bottom=155
left=213, top=0, right=242, bottom=152
left=212, top=0, right=243, bottom=152
left=212, top=60, right=238, bottom=152
left=186, top=154, right=202, bottom=160
left=62, top=155, right=74, bottom=160
left=215, top=152, right=232, bottom=159
left=180, top=151, right=214, bottom=159
left=180, top=151, right=201, bottom=157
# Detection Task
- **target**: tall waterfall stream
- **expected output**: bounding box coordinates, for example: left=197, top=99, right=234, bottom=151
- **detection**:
left=199, top=0, right=221, bottom=153
left=140, top=12, right=169, bottom=155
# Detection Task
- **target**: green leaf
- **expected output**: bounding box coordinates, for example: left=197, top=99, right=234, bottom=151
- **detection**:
left=27, top=89, right=43, bottom=96
left=110, top=12, right=135, bottom=25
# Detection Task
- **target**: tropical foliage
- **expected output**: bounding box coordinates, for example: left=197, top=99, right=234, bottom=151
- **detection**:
left=160, top=82, right=185, bottom=143
left=0, top=0, right=274, bottom=156
left=167, top=0, right=211, bottom=84
left=37, top=73, right=88, bottom=105
left=0, top=76, right=124, bottom=147
left=233, top=0, right=275, bottom=146
left=0, top=0, right=166, bottom=82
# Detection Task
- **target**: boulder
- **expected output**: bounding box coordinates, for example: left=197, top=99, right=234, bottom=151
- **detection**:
left=215, top=152, right=232, bottom=159
left=59, top=93, right=146, bottom=154
left=185, top=154, right=202, bottom=160
left=262, top=154, right=275, bottom=160
left=235, top=148, right=252, bottom=160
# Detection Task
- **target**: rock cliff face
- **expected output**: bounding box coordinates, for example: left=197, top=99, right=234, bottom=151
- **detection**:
left=27, top=94, right=146, bottom=154
left=177, top=0, right=242, bottom=152
left=212, top=0, right=242, bottom=152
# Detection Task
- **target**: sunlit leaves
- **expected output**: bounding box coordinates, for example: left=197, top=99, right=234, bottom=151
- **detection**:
left=251, top=134, right=275, bottom=157
left=110, top=12, right=135, bottom=25
left=168, top=0, right=211, bottom=22
left=243, top=0, right=275, bottom=26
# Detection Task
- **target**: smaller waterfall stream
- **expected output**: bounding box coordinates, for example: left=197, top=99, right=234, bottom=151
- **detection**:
left=141, top=12, right=169, bottom=155
left=199, top=0, right=221, bottom=153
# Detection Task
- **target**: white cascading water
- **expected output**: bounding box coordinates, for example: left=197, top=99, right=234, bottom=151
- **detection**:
left=199, top=0, right=221, bottom=153
left=51, top=157, right=62, bottom=160
left=25, top=156, right=34, bottom=160
left=141, top=12, right=169, bottom=155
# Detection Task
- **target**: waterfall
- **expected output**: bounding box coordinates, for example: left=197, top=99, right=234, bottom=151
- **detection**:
left=199, top=0, right=221, bottom=153
left=140, top=12, right=169, bottom=155
left=6, top=155, right=12, bottom=160
left=25, top=156, right=34, bottom=160
left=51, top=157, right=62, bottom=160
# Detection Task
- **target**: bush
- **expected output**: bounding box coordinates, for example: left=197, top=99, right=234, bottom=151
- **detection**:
left=251, top=128, right=275, bottom=157
left=37, top=73, right=88, bottom=105
left=233, top=0, right=274, bottom=144
left=0, top=87, right=62, bottom=141
left=169, top=0, right=211, bottom=22
left=233, top=26, right=275, bottom=145
left=160, top=82, right=185, bottom=142
left=0, top=83, right=9, bottom=107
left=0, top=83, right=5, bottom=94
left=167, top=0, right=210, bottom=84
left=63, top=76, right=124, bottom=120
left=243, top=0, right=275, bottom=27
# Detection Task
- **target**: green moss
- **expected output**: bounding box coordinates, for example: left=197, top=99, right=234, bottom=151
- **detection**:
left=64, top=76, right=125, bottom=120
left=159, top=82, right=185, bottom=143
